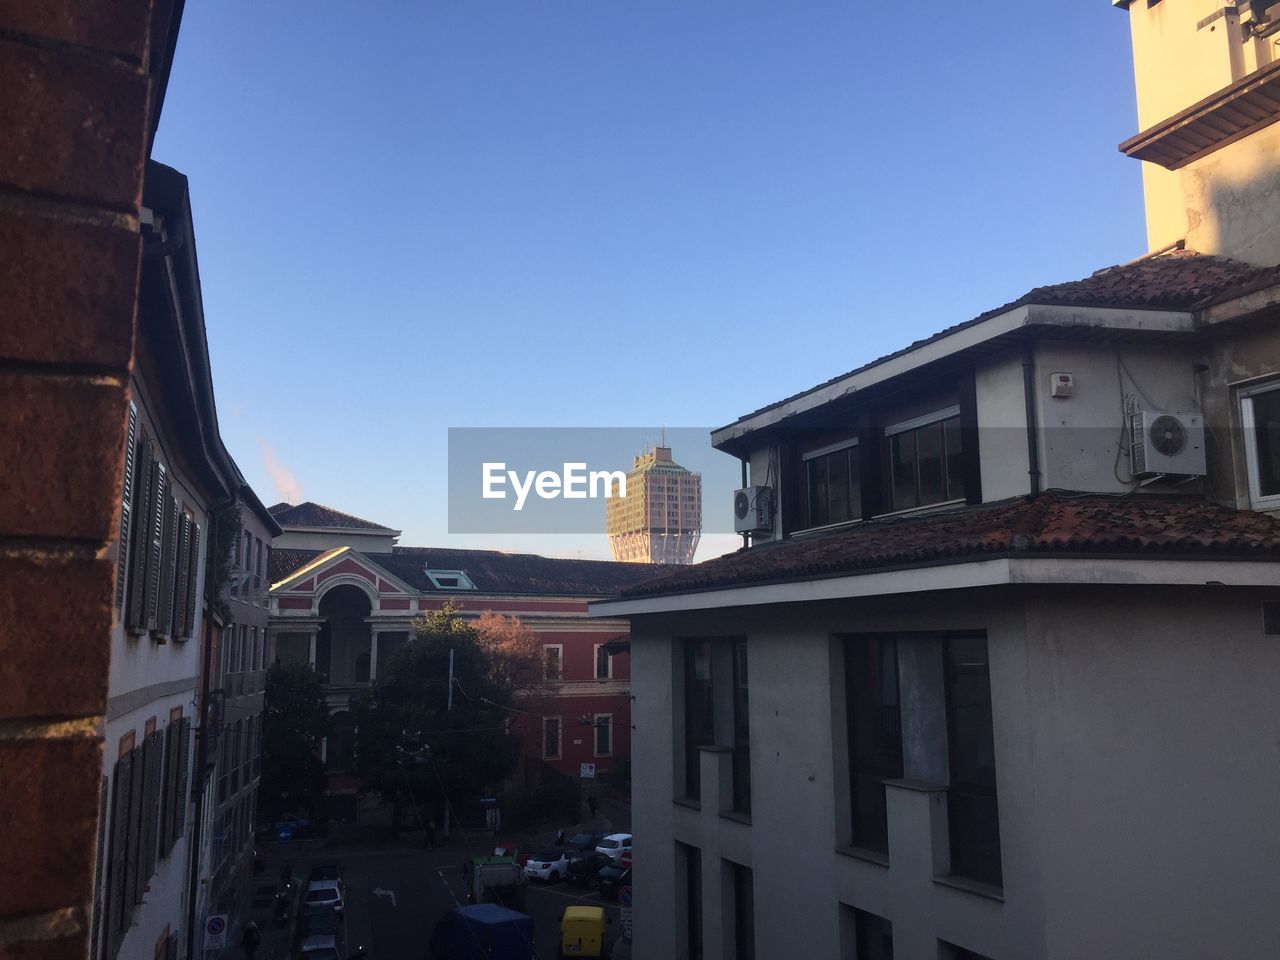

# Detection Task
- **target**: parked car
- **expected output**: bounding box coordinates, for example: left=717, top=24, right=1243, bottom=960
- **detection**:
left=595, top=864, right=630, bottom=902
left=565, top=852, right=612, bottom=888
left=297, top=934, right=342, bottom=960
left=303, top=879, right=345, bottom=913
left=565, top=831, right=605, bottom=852
left=299, top=910, right=343, bottom=944
left=308, top=863, right=343, bottom=884
left=594, top=834, right=632, bottom=862
left=523, top=849, right=570, bottom=883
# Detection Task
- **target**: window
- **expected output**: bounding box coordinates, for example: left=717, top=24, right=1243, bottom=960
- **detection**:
left=543, top=645, right=563, bottom=681
left=595, top=714, right=612, bottom=757
left=729, top=861, right=755, bottom=960
left=1241, top=382, right=1280, bottom=505
left=594, top=644, right=612, bottom=680
left=805, top=439, right=861, bottom=528
left=731, top=639, right=751, bottom=815
left=851, top=907, right=893, bottom=960
left=683, top=641, right=714, bottom=802
left=680, top=843, right=703, bottom=960
left=543, top=717, right=562, bottom=759
left=886, top=407, right=964, bottom=511
left=425, top=568, right=477, bottom=590
left=845, top=635, right=902, bottom=854
left=944, top=636, right=1002, bottom=888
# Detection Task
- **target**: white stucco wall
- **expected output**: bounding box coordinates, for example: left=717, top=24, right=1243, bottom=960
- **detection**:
left=628, top=583, right=1280, bottom=960
left=975, top=352, right=1029, bottom=502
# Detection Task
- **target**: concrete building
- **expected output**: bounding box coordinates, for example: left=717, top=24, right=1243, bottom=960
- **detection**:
left=592, top=9, right=1280, bottom=960
left=265, top=503, right=659, bottom=802
left=607, top=446, right=703, bottom=564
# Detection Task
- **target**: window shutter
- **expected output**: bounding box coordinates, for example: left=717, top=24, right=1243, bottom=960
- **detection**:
left=142, top=731, right=164, bottom=885
left=182, top=522, right=201, bottom=640
left=157, top=723, right=173, bottom=858
left=173, top=513, right=191, bottom=641
left=144, top=461, right=166, bottom=632
left=127, top=744, right=146, bottom=907
left=114, top=403, right=138, bottom=611
left=156, top=493, right=178, bottom=639
left=171, top=718, right=191, bottom=843
left=90, top=776, right=109, bottom=960
left=126, top=439, right=154, bottom=630
left=106, top=754, right=132, bottom=959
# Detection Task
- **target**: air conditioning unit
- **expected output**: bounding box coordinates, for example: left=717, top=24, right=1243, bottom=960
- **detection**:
left=1129, top=411, right=1206, bottom=477
left=733, top=486, right=774, bottom=533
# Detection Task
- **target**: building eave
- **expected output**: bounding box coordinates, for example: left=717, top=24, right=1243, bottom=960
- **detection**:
left=588, top=556, right=1280, bottom=617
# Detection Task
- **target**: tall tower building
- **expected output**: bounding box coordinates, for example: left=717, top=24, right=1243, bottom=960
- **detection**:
left=606, top=446, right=702, bottom=564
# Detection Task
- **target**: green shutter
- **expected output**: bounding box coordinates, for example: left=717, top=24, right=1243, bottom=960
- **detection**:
left=114, top=403, right=138, bottom=611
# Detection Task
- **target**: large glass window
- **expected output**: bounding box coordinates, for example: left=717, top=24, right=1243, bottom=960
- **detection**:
left=682, top=843, right=703, bottom=960
left=594, top=715, right=612, bottom=757
left=845, top=636, right=902, bottom=854
left=887, top=410, right=964, bottom=510
left=805, top=441, right=861, bottom=528
left=944, top=636, right=1002, bottom=887
left=731, top=862, right=755, bottom=960
left=543, top=717, right=562, bottom=760
left=1243, top=384, right=1280, bottom=502
left=853, top=908, right=894, bottom=960
left=683, top=641, right=714, bottom=802
left=543, top=645, right=563, bottom=681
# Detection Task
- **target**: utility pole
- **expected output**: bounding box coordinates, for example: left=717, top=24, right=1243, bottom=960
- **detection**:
left=444, top=647, right=454, bottom=838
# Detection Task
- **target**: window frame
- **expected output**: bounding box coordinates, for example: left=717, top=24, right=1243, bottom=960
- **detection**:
left=1239, top=379, right=1280, bottom=508
left=542, top=716, right=562, bottom=760
left=802, top=437, right=861, bottom=531
left=593, top=644, right=612, bottom=680
left=843, top=634, right=903, bottom=855
left=594, top=713, right=613, bottom=758
left=543, top=644, right=564, bottom=681
left=884, top=404, right=965, bottom=512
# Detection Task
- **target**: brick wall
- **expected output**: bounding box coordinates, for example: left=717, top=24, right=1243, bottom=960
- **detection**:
left=0, top=3, right=157, bottom=957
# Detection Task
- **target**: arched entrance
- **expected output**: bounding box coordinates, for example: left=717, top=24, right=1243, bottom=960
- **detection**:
left=316, top=584, right=372, bottom=684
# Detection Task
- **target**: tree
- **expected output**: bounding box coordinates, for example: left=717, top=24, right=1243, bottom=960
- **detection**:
left=351, top=603, right=521, bottom=831
left=261, top=662, right=330, bottom=816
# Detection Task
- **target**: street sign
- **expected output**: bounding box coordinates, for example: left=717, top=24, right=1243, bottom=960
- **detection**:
left=620, top=906, right=633, bottom=941
left=205, top=915, right=227, bottom=950
left=618, top=885, right=633, bottom=908
left=278, top=826, right=293, bottom=842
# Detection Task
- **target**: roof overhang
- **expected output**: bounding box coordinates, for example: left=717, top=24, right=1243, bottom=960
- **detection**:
left=588, top=556, right=1280, bottom=617
left=710, top=303, right=1195, bottom=454
left=1120, top=58, right=1280, bottom=170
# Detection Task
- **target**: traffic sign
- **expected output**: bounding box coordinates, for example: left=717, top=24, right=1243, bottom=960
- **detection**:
left=205, top=915, right=227, bottom=950
left=278, top=826, right=293, bottom=842
left=618, top=885, right=632, bottom=908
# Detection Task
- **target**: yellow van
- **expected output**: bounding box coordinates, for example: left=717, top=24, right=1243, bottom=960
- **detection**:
left=559, top=905, right=608, bottom=958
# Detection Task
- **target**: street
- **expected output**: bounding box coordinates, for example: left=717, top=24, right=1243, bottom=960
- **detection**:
left=255, top=836, right=626, bottom=960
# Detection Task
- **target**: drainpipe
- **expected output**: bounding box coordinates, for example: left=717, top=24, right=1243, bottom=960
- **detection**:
left=740, top=458, right=749, bottom=550
left=1022, top=344, right=1042, bottom=498
left=187, top=495, right=233, bottom=959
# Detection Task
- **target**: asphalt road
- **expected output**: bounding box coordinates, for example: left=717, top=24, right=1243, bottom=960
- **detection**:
left=264, top=841, right=624, bottom=960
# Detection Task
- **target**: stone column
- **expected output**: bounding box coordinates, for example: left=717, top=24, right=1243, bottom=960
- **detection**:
left=369, top=632, right=379, bottom=682
left=308, top=630, right=317, bottom=669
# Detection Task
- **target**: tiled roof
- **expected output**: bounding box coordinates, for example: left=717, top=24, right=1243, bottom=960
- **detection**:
left=619, top=492, right=1280, bottom=598
left=269, top=545, right=662, bottom=597
left=724, top=251, right=1280, bottom=430
left=267, top=501, right=395, bottom=531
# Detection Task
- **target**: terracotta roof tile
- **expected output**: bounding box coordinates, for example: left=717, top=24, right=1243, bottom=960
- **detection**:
left=619, top=492, right=1280, bottom=598
left=267, top=501, right=395, bottom=531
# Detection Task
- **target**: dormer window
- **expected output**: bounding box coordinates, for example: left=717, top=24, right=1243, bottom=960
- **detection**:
left=804, top=438, right=861, bottom=528
left=425, top=568, right=476, bottom=590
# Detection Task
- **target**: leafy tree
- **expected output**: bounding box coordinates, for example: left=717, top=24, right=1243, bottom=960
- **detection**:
left=351, top=603, right=521, bottom=830
left=261, top=662, right=330, bottom=816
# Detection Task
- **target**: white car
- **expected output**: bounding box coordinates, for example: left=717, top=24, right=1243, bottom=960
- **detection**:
left=595, top=833, right=632, bottom=862
left=303, top=879, right=345, bottom=913
left=522, top=849, right=570, bottom=883
left=298, top=934, right=342, bottom=960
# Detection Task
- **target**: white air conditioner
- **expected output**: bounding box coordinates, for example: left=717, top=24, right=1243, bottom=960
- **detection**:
left=733, top=486, right=774, bottom=533
left=1129, top=411, right=1206, bottom=477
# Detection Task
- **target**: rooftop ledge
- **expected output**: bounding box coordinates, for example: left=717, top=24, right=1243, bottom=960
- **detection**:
left=1120, top=58, right=1280, bottom=170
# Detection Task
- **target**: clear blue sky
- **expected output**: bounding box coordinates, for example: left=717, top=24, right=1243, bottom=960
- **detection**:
left=155, top=2, right=1145, bottom=561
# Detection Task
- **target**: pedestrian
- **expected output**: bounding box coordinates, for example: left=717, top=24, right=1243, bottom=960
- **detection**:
left=555, top=828, right=566, bottom=846
left=426, top=819, right=437, bottom=850
left=587, top=793, right=599, bottom=821
left=241, top=920, right=261, bottom=960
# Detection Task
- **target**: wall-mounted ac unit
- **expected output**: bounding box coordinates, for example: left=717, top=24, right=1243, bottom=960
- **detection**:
left=733, top=486, right=774, bottom=534
left=1129, top=411, right=1206, bottom=477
